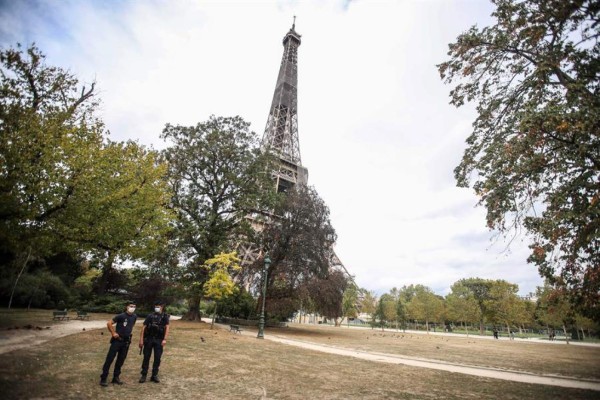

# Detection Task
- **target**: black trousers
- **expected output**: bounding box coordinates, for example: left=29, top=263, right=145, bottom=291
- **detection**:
left=101, top=337, right=130, bottom=380
left=141, top=337, right=164, bottom=377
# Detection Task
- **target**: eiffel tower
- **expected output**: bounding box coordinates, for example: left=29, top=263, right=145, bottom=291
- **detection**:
left=260, top=19, right=354, bottom=283
left=237, top=19, right=354, bottom=287
left=261, top=17, right=308, bottom=193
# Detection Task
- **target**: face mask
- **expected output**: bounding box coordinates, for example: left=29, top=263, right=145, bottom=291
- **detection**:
left=154, top=307, right=161, bottom=313
left=127, top=307, right=136, bottom=313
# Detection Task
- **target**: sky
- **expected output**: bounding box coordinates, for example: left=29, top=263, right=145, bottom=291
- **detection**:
left=0, top=0, right=544, bottom=297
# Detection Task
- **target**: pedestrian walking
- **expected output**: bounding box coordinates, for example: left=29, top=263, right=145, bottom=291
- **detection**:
left=100, top=301, right=137, bottom=386
left=139, top=300, right=170, bottom=383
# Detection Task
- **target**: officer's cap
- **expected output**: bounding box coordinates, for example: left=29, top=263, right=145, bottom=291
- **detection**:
left=154, top=299, right=166, bottom=305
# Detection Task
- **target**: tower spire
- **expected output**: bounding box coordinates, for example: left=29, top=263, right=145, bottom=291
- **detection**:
left=262, top=20, right=308, bottom=193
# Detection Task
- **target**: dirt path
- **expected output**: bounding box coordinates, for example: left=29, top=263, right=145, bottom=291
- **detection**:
left=0, top=319, right=107, bottom=355
left=216, top=323, right=600, bottom=392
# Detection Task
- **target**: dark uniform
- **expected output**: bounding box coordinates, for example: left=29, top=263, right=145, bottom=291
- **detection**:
left=140, top=312, right=170, bottom=380
left=101, top=312, right=137, bottom=382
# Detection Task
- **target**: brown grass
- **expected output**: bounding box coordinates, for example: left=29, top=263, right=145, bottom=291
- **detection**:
left=269, top=324, right=600, bottom=380
left=0, top=312, right=598, bottom=400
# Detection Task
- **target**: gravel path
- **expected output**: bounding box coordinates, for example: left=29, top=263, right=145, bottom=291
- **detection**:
left=0, top=319, right=108, bottom=355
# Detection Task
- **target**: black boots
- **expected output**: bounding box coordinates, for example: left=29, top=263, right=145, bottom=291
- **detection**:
left=111, top=377, right=124, bottom=385
left=139, top=374, right=160, bottom=383
left=100, top=378, right=108, bottom=387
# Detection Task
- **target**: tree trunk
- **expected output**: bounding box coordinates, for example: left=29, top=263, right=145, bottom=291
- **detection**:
left=184, top=295, right=203, bottom=321
left=562, top=324, right=570, bottom=344
left=96, top=251, right=115, bottom=295
left=8, top=247, right=32, bottom=309
left=210, top=302, right=218, bottom=329
left=479, top=319, right=485, bottom=335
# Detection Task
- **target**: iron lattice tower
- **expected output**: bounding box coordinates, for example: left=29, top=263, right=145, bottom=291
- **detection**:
left=262, top=19, right=309, bottom=193
left=237, top=20, right=355, bottom=292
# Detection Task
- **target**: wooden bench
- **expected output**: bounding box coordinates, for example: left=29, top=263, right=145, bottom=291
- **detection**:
left=52, top=311, right=70, bottom=321
left=229, top=324, right=242, bottom=334
left=75, top=311, right=89, bottom=320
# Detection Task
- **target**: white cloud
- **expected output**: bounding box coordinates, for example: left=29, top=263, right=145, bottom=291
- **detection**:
left=0, top=0, right=543, bottom=296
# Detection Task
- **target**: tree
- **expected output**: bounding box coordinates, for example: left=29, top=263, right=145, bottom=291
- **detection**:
left=52, top=140, right=173, bottom=293
left=535, top=282, right=577, bottom=341
left=203, top=252, right=241, bottom=328
left=361, top=291, right=378, bottom=329
left=0, top=44, right=173, bottom=303
left=438, top=0, right=600, bottom=322
left=451, top=278, right=494, bottom=334
left=375, top=294, right=397, bottom=331
left=446, top=283, right=483, bottom=335
left=406, top=285, right=444, bottom=332
left=161, top=115, right=273, bottom=320
left=306, top=269, right=348, bottom=326
left=487, top=280, right=528, bottom=333
left=342, top=285, right=360, bottom=327
left=260, top=185, right=338, bottom=320
left=0, top=44, right=102, bottom=268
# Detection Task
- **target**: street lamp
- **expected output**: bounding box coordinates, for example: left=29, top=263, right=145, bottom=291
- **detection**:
left=257, top=254, right=271, bottom=339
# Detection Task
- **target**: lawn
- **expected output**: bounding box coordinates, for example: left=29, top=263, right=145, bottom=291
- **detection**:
left=0, top=310, right=598, bottom=399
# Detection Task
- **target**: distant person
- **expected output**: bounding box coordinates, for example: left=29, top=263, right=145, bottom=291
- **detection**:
left=493, top=328, right=499, bottom=339
left=100, top=301, right=137, bottom=386
left=509, top=330, right=515, bottom=340
left=139, top=300, right=170, bottom=383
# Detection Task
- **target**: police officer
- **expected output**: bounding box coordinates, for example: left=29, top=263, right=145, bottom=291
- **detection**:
left=139, top=300, right=170, bottom=383
left=100, top=301, right=137, bottom=386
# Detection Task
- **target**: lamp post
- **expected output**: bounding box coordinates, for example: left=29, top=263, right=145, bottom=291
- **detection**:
left=257, top=254, right=271, bottom=339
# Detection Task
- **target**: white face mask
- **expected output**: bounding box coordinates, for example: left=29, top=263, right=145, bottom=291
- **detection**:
left=127, top=306, right=136, bottom=314
left=154, top=307, right=162, bottom=313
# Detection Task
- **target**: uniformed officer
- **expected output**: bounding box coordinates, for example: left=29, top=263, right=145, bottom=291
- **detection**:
left=138, top=300, right=170, bottom=383
left=100, top=301, right=137, bottom=386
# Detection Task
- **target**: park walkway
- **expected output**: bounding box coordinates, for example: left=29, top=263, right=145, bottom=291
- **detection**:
left=216, top=323, right=600, bottom=392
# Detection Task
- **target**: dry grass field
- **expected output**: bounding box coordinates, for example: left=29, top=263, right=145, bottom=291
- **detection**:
left=0, top=310, right=598, bottom=399
left=271, top=323, right=600, bottom=380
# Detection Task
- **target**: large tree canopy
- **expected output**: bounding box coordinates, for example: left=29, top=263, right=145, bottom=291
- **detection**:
left=438, top=0, right=599, bottom=321
left=161, top=115, right=273, bottom=319
left=0, top=44, right=173, bottom=302
left=259, top=185, right=342, bottom=319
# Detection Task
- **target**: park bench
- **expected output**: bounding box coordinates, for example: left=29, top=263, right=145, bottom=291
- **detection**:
left=75, top=311, right=89, bottom=320
left=229, top=324, right=242, bottom=334
left=52, top=310, right=69, bottom=321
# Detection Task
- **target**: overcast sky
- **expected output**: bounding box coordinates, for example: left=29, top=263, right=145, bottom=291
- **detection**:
left=0, top=0, right=544, bottom=297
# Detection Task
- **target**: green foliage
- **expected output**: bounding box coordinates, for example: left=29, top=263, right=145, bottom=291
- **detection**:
left=406, top=285, right=444, bottom=330
left=0, top=44, right=173, bottom=304
left=1, top=270, right=73, bottom=309
left=261, top=185, right=340, bottom=317
left=342, top=285, right=359, bottom=321
left=216, top=289, right=257, bottom=319
left=0, top=44, right=102, bottom=258
left=203, top=252, right=241, bottom=301
left=438, top=0, right=600, bottom=322
left=161, top=115, right=273, bottom=318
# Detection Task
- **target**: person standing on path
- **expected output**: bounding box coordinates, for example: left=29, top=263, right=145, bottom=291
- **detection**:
left=139, top=300, right=170, bottom=383
left=100, top=301, right=138, bottom=386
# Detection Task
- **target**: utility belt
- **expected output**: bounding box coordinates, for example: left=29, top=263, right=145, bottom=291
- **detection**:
left=111, top=335, right=131, bottom=344
left=144, top=334, right=164, bottom=341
